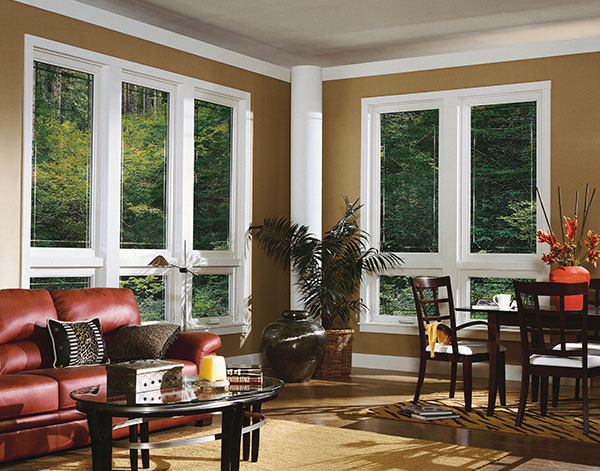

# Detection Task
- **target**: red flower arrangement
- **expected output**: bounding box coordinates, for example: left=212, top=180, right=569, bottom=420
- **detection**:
left=537, top=185, right=600, bottom=267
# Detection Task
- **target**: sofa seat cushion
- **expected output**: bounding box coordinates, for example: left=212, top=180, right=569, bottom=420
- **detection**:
left=25, top=360, right=197, bottom=410
left=0, top=410, right=83, bottom=434
left=0, top=374, right=59, bottom=420
left=22, top=365, right=108, bottom=410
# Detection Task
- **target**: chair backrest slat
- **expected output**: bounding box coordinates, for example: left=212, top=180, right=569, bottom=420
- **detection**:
left=411, top=276, right=459, bottom=353
left=514, top=281, right=589, bottom=361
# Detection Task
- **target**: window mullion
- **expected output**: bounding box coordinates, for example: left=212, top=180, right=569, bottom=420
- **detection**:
left=95, top=65, right=122, bottom=287
left=170, top=83, right=195, bottom=326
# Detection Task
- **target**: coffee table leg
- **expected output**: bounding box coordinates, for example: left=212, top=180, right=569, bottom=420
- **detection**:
left=129, top=424, right=138, bottom=471
left=242, top=406, right=250, bottom=461
left=140, top=421, right=150, bottom=468
left=230, top=405, right=243, bottom=471
left=221, top=408, right=233, bottom=471
left=87, top=411, right=113, bottom=471
left=251, top=403, right=261, bottom=462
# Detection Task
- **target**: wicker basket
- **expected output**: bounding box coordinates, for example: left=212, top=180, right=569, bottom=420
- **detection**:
left=312, top=328, right=354, bottom=379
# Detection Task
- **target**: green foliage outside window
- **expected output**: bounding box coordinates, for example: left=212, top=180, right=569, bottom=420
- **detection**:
left=32, top=62, right=92, bottom=248
left=121, top=83, right=168, bottom=249
left=194, top=100, right=231, bottom=251
left=119, top=275, right=166, bottom=323
left=381, top=109, right=439, bottom=253
left=470, top=102, right=537, bottom=254
left=469, top=276, right=535, bottom=319
left=30, top=277, right=91, bottom=291
left=192, top=275, right=229, bottom=318
left=379, top=276, right=416, bottom=316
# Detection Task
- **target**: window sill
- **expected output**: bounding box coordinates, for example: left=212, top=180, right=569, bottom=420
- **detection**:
left=185, top=323, right=249, bottom=336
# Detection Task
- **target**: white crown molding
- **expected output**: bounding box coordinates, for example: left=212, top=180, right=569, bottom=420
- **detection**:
left=13, top=0, right=291, bottom=82
left=14, top=2, right=600, bottom=88
left=322, top=36, right=600, bottom=81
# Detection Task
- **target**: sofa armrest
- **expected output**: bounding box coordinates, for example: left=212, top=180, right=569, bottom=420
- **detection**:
left=165, top=331, right=221, bottom=369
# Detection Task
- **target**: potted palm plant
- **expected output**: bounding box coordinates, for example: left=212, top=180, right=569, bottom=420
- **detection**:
left=250, top=197, right=402, bottom=378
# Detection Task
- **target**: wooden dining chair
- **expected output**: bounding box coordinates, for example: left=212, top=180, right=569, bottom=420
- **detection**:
left=554, top=278, right=600, bottom=403
left=411, top=276, right=506, bottom=412
left=514, top=281, right=600, bottom=435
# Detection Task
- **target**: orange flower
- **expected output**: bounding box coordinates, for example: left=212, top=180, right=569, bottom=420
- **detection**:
left=564, top=216, right=577, bottom=242
left=536, top=229, right=557, bottom=246
left=537, top=185, right=598, bottom=267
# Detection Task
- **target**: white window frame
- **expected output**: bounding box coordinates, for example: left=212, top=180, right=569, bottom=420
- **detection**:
left=22, top=35, right=251, bottom=335
left=360, top=81, right=551, bottom=335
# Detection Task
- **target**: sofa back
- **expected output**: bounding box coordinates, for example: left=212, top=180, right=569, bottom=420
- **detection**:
left=0, top=288, right=141, bottom=374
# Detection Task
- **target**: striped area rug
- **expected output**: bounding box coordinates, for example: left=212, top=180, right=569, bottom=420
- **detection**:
left=361, top=390, right=600, bottom=443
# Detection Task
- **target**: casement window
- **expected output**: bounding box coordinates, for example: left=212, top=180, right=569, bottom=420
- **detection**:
left=23, top=36, right=250, bottom=334
left=360, top=82, right=550, bottom=333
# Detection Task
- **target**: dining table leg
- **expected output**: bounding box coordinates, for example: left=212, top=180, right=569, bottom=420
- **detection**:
left=487, top=311, right=500, bottom=416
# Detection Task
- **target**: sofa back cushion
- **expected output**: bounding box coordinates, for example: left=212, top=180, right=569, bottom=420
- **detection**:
left=0, top=289, right=57, bottom=374
left=0, top=289, right=57, bottom=345
left=51, top=288, right=140, bottom=334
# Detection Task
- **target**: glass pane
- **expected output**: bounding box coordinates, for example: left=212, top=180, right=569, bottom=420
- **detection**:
left=193, top=100, right=232, bottom=251
left=470, top=101, right=537, bottom=254
left=30, top=276, right=91, bottom=290
left=381, top=109, right=439, bottom=253
left=121, top=83, right=169, bottom=249
left=119, top=275, right=166, bottom=322
left=192, top=275, right=229, bottom=318
left=469, top=276, right=535, bottom=319
left=32, top=62, right=93, bottom=248
left=379, top=276, right=416, bottom=317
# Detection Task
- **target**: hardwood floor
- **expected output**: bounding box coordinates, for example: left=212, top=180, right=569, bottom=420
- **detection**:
left=262, top=367, right=600, bottom=470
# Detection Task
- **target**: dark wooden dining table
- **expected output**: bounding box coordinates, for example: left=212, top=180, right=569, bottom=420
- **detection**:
left=455, top=305, right=600, bottom=416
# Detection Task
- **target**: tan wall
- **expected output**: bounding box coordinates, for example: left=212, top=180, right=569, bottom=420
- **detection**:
left=323, top=52, right=600, bottom=363
left=0, top=1, right=291, bottom=357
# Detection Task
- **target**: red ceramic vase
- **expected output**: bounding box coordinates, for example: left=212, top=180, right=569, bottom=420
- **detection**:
left=549, top=266, right=590, bottom=310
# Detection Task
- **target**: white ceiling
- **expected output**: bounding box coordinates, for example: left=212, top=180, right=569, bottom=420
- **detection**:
left=72, top=0, right=600, bottom=68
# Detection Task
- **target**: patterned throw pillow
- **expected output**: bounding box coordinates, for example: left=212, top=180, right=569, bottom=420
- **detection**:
left=107, top=323, right=181, bottom=362
left=47, top=318, right=109, bottom=368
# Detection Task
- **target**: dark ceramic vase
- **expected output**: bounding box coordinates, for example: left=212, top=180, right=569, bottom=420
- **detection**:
left=262, top=310, right=327, bottom=383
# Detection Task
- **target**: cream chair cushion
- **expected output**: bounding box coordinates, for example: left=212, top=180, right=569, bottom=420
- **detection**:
left=529, top=354, right=600, bottom=368
left=426, top=341, right=506, bottom=356
left=552, top=342, right=600, bottom=353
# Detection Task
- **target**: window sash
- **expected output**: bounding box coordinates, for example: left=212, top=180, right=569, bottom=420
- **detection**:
left=361, top=82, right=551, bottom=330
left=22, top=36, right=251, bottom=334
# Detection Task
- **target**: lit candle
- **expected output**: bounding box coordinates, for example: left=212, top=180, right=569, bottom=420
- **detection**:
left=198, top=355, right=227, bottom=382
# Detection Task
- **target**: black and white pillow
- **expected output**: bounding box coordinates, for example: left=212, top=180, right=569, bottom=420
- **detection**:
left=47, top=318, right=109, bottom=368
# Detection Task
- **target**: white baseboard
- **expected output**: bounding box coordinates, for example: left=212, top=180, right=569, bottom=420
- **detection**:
left=352, top=353, right=524, bottom=382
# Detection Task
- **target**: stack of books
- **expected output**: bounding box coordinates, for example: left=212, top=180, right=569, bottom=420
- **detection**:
left=398, top=404, right=460, bottom=421
left=226, top=364, right=263, bottom=391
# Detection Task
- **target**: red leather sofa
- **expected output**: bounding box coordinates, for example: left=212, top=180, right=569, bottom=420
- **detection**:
left=0, top=287, right=221, bottom=463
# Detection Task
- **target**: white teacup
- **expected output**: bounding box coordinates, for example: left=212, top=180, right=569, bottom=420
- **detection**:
left=493, top=294, right=513, bottom=310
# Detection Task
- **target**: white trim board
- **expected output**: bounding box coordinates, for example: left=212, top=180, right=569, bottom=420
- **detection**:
left=323, top=36, right=600, bottom=81
left=13, top=0, right=290, bottom=82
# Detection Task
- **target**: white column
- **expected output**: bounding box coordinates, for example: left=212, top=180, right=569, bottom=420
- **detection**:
left=290, top=65, right=322, bottom=309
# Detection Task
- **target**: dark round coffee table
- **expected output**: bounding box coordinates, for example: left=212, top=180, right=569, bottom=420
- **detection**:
left=71, top=376, right=284, bottom=471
